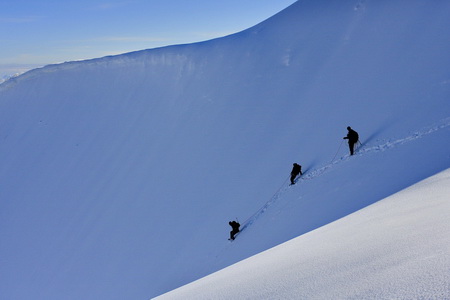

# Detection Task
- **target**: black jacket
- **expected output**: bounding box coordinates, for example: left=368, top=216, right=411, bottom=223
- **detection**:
left=291, top=163, right=302, bottom=175
left=229, top=221, right=240, bottom=231
left=345, top=129, right=359, bottom=143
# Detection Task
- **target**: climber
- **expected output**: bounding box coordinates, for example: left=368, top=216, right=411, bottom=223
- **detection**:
left=343, top=126, right=359, bottom=155
left=228, top=220, right=240, bottom=240
left=290, top=163, right=303, bottom=185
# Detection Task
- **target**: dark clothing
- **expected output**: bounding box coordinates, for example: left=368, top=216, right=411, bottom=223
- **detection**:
left=229, top=221, right=240, bottom=240
left=348, top=141, right=356, bottom=156
left=290, top=163, right=303, bottom=185
left=344, top=127, right=359, bottom=155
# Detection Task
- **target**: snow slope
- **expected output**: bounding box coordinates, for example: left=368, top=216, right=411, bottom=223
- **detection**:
left=157, top=168, right=450, bottom=299
left=1, top=0, right=450, bottom=299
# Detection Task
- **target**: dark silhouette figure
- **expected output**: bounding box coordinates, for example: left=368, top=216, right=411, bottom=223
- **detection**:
left=290, top=163, right=303, bottom=185
left=343, top=126, right=359, bottom=155
left=229, top=221, right=240, bottom=240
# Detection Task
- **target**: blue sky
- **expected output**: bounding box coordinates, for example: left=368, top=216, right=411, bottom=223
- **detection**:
left=0, top=0, right=296, bottom=78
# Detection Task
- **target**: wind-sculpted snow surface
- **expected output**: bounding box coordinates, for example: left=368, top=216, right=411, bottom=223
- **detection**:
left=1, top=0, right=450, bottom=299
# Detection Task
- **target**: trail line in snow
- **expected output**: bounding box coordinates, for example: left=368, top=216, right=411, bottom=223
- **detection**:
left=303, top=117, right=450, bottom=181
left=238, top=175, right=290, bottom=234
left=236, top=118, right=450, bottom=235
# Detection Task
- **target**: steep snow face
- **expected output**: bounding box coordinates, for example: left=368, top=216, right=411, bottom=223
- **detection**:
left=1, top=0, right=450, bottom=299
left=156, top=168, right=450, bottom=299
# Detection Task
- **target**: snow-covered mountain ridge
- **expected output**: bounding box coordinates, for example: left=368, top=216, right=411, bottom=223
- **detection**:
left=1, top=0, right=450, bottom=299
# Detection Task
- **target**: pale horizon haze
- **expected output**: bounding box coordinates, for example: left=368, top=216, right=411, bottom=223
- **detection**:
left=0, top=0, right=296, bottom=79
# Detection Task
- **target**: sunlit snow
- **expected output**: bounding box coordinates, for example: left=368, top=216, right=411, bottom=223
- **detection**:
left=1, top=0, right=449, bottom=299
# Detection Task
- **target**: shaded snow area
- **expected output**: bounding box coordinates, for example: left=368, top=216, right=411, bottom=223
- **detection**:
left=1, top=0, right=450, bottom=299
left=157, top=168, right=450, bottom=299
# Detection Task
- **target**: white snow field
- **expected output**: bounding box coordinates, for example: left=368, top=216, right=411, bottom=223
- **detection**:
left=156, top=168, right=450, bottom=299
left=1, top=0, right=449, bottom=299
